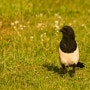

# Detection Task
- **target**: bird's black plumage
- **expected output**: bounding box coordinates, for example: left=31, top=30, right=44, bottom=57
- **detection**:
left=60, top=26, right=77, bottom=53
left=59, top=26, right=84, bottom=74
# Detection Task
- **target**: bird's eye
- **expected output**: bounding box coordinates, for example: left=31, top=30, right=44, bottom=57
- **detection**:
left=63, top=28, right=68, bottom=32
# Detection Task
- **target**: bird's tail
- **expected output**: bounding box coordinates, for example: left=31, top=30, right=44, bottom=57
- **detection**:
left=76, top=62, right=84, bottom=68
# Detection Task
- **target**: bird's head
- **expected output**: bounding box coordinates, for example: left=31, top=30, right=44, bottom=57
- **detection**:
left=60, top=26, right=75, bottom=39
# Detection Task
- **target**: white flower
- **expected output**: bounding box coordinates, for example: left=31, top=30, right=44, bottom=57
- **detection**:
left=40, top=34, right=43, bottom=38
left=13, top=26, right=16, bottom=30
left=55, top=20, right=59, bottom=25
left=11, top=22, right=14, bottom=26
left=55, top=25, right=59, bottom=30
left=40, top=33, right=46, bottom=38
left=56, top=30, right=59, bottom=33
left=81, top=24, right=85, bottom=27
left=68, top=23, right=72, bottom=26
left=53, top=20, right=60, bottom=30
left=58, top=16, right=62, bottom=19
left=37, top=23, right=43, bottom=28
left=41, top=38, right=44, bottom=42
left=81, top=24, right=86, bottom=28
left=19, top=24, right=23, bottom=28
left=30, top=36, right=34, bottom=40
left=14, top=20, right=19, bottom=24
left=54, top=13, right=59, bottom=17
left=40, top=13, right=43, bottom=17
left=44, top=32, right=46, bottom=36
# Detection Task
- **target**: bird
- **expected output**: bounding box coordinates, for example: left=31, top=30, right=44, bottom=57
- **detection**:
left=59, top=26, right=84, bottom=73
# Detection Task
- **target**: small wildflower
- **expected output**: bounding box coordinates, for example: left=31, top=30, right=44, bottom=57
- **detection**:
left=56, top=30, right=59, bottom=33
left=37, top=23, right=43, bottom=28
left=55, top=25, right=59, bottom=30
left=55, top=30, right=59, bottom=36
left=46, top=37, right=50, bottom=42
left=55, top=20, right=59, bottom=24
left=40, top=33, right=46, bottom=39
left=30, top=36, right=34, bottom=39
left=13, top=26, right=16, bottom=30
left=44, top=32, right=46, bottom=36
left=19, top=24, right=23, bottom=28
left=40, top=13, right=43, bottom=17
left=58, top=16, right=62, bottom=19
left=11, top=22, right=14, bottom=26
left=30, top=36, right=34, bottom=40
left=40, top=34, right=43, bottom=38
left=54, top=13, right=59, bottom=17
left=14, top=20, right=19, bottom=24
left=68, top=23, right=72, bottom=26
left=81, top=23, right=86, bottom=28
left=41, top=38, right=44, bottom=42
left=81, top=24, right=85, bottom=26
left=53, top=20, right=60, bottom=30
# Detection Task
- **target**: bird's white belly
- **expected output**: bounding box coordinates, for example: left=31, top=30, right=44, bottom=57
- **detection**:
left=59, top=46, right=79, bottom=66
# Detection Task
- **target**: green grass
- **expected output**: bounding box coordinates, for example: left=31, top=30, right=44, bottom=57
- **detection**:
left=0, top=0, right=90, bottom=90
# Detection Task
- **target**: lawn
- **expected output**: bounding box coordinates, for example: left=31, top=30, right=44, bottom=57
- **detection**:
left=0, top=0, right=90, bottom=90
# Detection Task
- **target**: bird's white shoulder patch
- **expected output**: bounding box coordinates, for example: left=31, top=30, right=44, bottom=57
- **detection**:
left=59, top=46, right=79, bottom=66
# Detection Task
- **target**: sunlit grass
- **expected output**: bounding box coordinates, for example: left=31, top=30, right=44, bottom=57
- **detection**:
left=0, top=0, right=90, bottom=90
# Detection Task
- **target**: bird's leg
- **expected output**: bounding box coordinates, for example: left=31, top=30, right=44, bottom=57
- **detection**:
left=69, top=64, right=76, bottom=77
left=61, top=64, right=67, bottom=74
left=72, top=64, right=76, bottom=73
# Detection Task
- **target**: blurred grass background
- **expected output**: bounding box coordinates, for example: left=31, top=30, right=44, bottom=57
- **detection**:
left=0, top=0, right=90, bottom=90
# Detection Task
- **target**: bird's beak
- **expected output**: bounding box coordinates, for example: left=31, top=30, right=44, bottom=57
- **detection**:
left=59, top=29, right=63, bottom=32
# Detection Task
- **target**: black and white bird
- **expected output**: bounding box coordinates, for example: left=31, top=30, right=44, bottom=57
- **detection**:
left=59, top=26, right=84, bottom=73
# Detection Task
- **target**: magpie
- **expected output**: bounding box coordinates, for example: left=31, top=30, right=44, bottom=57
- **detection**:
left=59, top=26, right=84, bottom=73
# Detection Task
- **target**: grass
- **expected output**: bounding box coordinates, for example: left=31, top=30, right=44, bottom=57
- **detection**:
left=0, top=0, right=90, bottom=90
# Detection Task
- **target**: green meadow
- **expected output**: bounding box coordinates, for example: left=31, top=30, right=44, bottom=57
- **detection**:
left=0, top=0, right=90, bottom=90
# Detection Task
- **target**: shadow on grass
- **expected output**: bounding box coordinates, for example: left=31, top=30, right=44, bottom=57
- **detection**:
left=43, top=63, right=65, bottom=77
left=43, top=63, right=75, bottom=77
